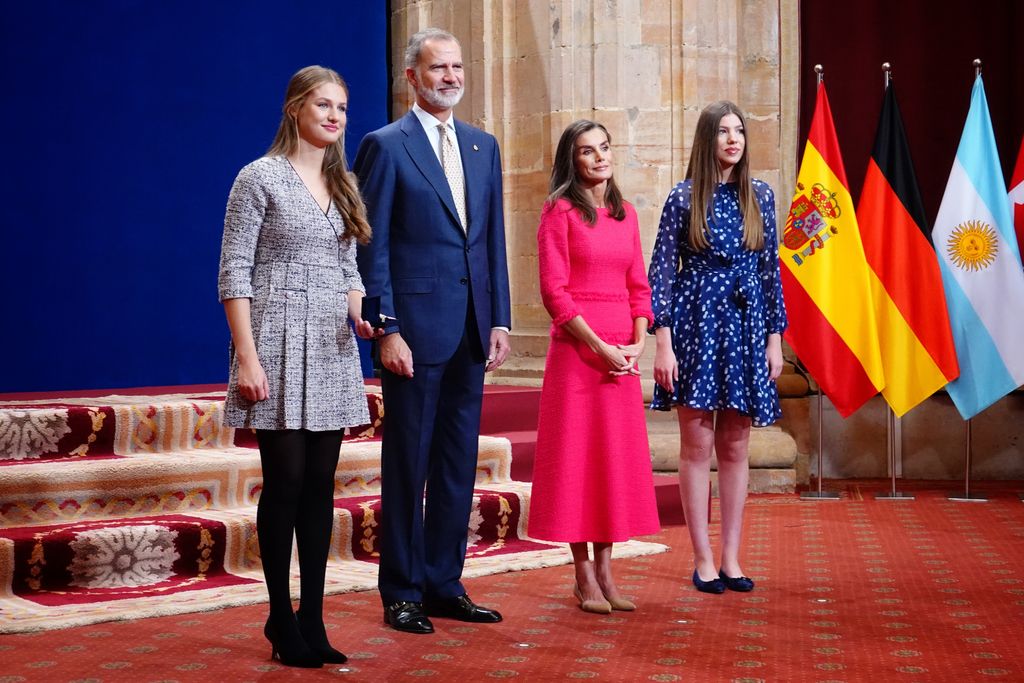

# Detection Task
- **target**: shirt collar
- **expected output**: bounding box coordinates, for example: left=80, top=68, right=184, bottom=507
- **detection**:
left=412, top=101, right=456, bottom=134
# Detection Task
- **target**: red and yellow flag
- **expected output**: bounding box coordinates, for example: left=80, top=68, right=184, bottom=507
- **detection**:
left=781, top=83, right=884, bottom=417
left=856, top=83, right=959, bottom=416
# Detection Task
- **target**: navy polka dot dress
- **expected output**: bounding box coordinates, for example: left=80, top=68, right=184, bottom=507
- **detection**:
left=648, top=179, right=788, bottom=426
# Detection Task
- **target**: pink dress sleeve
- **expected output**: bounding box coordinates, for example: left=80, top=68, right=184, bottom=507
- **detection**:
left=625, top=206, right=654, bottom=324
left=537, top=200, right=581, bottom=326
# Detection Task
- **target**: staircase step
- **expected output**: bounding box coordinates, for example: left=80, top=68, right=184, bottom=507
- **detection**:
left=0, top=483, right=542, bottom=610
left=479, top=385, right=542, bottom=435
left=0, top=437, right=512, bottom=529
left=0, top=391, right=384, bottom=463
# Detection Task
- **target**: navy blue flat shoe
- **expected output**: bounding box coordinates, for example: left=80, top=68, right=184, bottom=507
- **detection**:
left=718, top=569, right=755, bottom=592
left=692, top=569, right=726, bottom=594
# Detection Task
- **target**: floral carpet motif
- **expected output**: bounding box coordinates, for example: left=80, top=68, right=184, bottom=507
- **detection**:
left=0, top=387, right=666, bottom=634
left=2, top=485, right=1023, bottom=681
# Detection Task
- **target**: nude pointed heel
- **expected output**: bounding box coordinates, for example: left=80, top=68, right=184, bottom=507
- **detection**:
left=574, top=584, right=612, bottom=614
left=604, top=594, right=636, bottom=611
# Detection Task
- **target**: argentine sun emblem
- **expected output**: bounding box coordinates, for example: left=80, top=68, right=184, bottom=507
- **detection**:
left=946, top=220, right=998, bottom=271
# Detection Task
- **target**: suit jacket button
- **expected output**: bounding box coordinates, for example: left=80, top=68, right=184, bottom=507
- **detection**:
left=460, top=278, right=468, bottom=285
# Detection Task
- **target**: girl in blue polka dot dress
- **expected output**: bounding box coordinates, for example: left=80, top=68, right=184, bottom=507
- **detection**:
left=648, top=101, right=787, bottom=594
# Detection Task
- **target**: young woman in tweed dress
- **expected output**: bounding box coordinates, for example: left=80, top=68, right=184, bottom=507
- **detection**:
left=218, top=66, right=378, bottom=668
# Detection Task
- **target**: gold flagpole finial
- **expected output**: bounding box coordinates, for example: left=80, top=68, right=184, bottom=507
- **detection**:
left=882, top=62, right=892, bottom=88
left=814, top=64, right=824, bottom=86
left=973, top=58, right=982, bottom=77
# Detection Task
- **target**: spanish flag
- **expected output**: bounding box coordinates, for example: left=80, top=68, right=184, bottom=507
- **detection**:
left=781, top=83, right=884, bottom=417
left=856, top=83, right=959, bottom=416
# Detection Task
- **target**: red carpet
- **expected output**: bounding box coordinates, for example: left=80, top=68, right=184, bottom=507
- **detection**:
left=2, top=484, right=1023, bottom=680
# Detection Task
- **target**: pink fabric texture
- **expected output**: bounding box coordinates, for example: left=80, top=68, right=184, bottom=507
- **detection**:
left=528, top=199, right=661, bottom=543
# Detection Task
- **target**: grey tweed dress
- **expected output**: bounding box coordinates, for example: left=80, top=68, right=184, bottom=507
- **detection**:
left=218, top=155, right=369, bottom=431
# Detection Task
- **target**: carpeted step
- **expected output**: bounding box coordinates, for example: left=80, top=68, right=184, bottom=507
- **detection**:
left=0, top=390, right=384, bottom=463
left=1, top=481, right=658, bottom=633
left=479, top=385, right=542, bottom=434
left=488, top=429, right=537, bottom=482
left=0, top=436, right=513, bottom=529
left=0, top=485, right=538, bottom=606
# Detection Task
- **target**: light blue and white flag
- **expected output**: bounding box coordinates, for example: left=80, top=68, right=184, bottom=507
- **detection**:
left=933, top=75, right=1024, bottom=419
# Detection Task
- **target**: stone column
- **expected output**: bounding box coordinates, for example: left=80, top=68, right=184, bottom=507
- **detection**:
left=386, top=1, right=798, bottom=369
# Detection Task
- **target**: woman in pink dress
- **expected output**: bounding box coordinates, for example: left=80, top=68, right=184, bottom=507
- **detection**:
left=528, top=120, right=661, bottom=614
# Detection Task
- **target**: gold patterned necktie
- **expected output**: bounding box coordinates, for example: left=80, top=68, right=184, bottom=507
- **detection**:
left=438, top=123, right=467, bottom=230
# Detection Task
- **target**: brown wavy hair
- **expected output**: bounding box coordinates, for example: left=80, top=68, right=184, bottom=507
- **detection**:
left=685, top=100, right=763, bottom=251
left=267, top=65, right=371, bottom=244
left=546, top=120, right=625, bottom=225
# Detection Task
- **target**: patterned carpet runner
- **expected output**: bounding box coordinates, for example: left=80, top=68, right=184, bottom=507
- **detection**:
left=0, top=388, right=667, bottom=633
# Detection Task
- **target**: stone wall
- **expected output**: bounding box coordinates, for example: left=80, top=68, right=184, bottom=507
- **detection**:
left=387, top=0, right=799, bottom=331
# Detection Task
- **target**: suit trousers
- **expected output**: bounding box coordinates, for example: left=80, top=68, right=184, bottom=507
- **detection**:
left=377, top=315, right=486, bottom=605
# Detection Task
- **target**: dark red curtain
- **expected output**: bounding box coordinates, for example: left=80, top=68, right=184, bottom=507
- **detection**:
left=799, top=0, right=1023, bottom=224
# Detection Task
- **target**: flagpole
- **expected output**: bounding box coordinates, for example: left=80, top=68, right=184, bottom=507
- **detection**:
left=872, top=61, right=913, bottom=502
left=949, top=418, right=987, bottom=502
left=800, top=387, right=840, bottom=500
left=946, top=58, right=989, bottom=504
left=797, top=63, right=840, bottom=502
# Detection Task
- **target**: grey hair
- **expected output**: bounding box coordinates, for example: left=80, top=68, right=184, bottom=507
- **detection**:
left=403, top=28, right=460, bottom=69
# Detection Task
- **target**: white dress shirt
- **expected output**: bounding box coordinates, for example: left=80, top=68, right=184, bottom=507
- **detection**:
left=409, top=103, right=509, bottom=339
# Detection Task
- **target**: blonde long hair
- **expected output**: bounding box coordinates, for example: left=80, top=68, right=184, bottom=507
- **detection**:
left=267, top=66, right=371, bottom=244
left=685, top=101, right=763, bottom=251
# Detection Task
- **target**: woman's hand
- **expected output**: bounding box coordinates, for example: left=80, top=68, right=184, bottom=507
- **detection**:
left=595, top=340, right=638, bottom=376
left=351, top=317, right=382, bottom=340
left=237, top=355, right=269, bottom=402
left=616, top=337, right=645, bottom=375
left=652, top=330, right=678, bottom=393
left=766, top=333, right=783, bottom=380
left=346, top=290, right=382, bottom=340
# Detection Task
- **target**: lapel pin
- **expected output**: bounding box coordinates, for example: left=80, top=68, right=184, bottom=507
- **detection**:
left=473, top=144, right=479, bottom=151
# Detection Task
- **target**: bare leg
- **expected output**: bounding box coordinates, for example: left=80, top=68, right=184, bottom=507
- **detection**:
left=594, top=542, right=636, bottom=610
left=677, top=407, right=717, bottom=581
left=570, top=542, right=602, bottom=602
left=715, top=409, right=752, bottom=577
left=592, top=543, right=619, bottom=599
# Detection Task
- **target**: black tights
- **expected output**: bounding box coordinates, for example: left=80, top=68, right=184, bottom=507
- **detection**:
left=255, top=429, right=342, bottom=625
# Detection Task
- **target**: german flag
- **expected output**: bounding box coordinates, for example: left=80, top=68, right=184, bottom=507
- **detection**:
left=781, top=83, right=884, bottom=417
left=856, top=83, right=959, bottom=416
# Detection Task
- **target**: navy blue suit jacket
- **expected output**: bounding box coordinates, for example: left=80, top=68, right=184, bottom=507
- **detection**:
left=354, top=111, right=511, bottom=364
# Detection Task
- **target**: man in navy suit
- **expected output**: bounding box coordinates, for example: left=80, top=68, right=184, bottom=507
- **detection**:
left=354, top=27, right=512, bottom=634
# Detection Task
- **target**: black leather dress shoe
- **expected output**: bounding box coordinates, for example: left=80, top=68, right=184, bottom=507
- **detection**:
left=384, top=601, right=434, bottom=634
left=424, top=594, right=503, bottom=623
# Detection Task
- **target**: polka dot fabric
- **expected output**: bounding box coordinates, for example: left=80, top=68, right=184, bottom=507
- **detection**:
left=648, top=179, right=787, bottom=426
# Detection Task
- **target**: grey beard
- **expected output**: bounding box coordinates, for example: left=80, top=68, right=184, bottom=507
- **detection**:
left=418, top=84, right=464, bottom=110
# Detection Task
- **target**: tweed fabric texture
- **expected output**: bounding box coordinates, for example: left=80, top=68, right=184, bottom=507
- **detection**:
left=218, top=156, right=368, bottom=431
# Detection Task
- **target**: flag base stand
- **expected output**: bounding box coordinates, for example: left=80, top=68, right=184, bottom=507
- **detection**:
left=801, top=490, right=841, bottom=500
left=875, top=491, right=914, bottom=500
left=948, top=493, right=987, bottom=502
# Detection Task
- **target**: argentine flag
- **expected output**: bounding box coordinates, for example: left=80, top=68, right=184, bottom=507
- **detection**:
left=933, top=75, right=1024, bottom=419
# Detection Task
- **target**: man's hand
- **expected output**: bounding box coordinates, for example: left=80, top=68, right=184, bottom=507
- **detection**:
left=486, top=329, right=511, bottom=372
left=380, top=333, right=414, bottom=378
